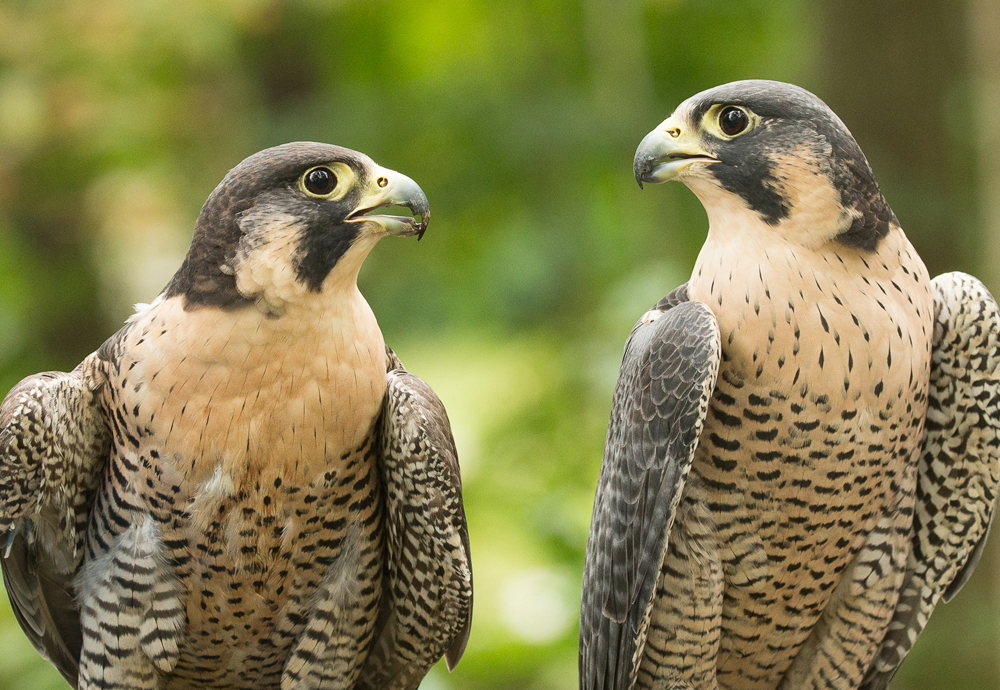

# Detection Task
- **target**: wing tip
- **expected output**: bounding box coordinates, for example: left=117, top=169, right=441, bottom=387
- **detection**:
left=444, top=603, right=472, bottom=671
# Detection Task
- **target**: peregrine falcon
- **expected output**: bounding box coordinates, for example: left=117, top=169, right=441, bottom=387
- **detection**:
left=579, top=80, right=1000, bottom=690
left=0, top=143, right=473, bottom=690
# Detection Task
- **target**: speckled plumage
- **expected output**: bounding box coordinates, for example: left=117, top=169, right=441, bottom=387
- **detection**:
left=860, top=272, right=1000, bottom=690
left=0, top=142, right=471, bottom=690
left=581, top=81, right=1000, bottom=690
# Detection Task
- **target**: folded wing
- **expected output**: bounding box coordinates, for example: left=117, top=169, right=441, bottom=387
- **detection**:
left=579, top=286, right=721, bottom=690
left=0, top=353, right=111, bottom=687
left=356, top=349, right=473, bottom=690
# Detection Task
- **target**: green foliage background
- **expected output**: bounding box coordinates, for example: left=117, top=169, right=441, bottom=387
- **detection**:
left=0, top=1, right=995, bottom=689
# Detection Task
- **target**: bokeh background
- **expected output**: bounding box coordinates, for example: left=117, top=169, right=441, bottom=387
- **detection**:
left=0, top=1, right=998, bottom=688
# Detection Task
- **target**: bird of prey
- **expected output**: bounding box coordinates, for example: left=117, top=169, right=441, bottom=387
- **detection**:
left=579, top=80, right=1000, bottom=690
left=0, top=142, right=472, bottom=690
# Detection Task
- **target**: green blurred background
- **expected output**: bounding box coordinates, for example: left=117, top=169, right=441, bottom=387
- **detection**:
left=0, top=1, right=998, bottom=688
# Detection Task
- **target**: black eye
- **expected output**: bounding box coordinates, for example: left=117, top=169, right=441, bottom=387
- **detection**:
left=304, top=167, right=338, bottom=196
left=719, top=106, right=749, bottom=136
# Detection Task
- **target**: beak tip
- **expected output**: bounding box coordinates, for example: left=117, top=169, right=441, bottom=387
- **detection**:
left=414, top=205, right=429, bottom=240
left=633, top=157, right=650, bottom=189
left=634, top=131, right=662, bottom=188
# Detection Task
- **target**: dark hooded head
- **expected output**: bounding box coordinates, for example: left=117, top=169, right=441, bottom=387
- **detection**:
left=164, top=142, right=429, bottom=313
left=634, top=80, right=894, bottom=251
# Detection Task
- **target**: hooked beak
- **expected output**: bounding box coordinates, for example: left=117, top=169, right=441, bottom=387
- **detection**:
left=347, top=166, right=430, bottom=239
left=633, top=117, right=718, bottom=188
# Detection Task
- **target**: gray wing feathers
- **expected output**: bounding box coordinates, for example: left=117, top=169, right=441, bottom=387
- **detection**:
left=4, top=525, right=83, bottom=686
left=356, top=355, right=473, bottom=690
left=862, top=271, right=1000, bottom=690
left=0, top=355, right=111, bottom=687
left=580, top=290, right=721, bottom=690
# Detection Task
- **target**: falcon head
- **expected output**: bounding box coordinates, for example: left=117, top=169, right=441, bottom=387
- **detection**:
left=633, top=80, right=895, bottom=252
left=164, top=142, right=430, bottom=313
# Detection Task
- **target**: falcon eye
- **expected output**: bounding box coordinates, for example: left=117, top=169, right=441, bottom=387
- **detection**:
left=719, top=106, right=749, bottom=136
left=303, top=167, right=338, bottom=196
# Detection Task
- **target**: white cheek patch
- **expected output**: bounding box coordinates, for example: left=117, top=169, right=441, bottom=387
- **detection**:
left=232, top=208, right=310, bottom=314
left=766, top=151, right=854, bottom=249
